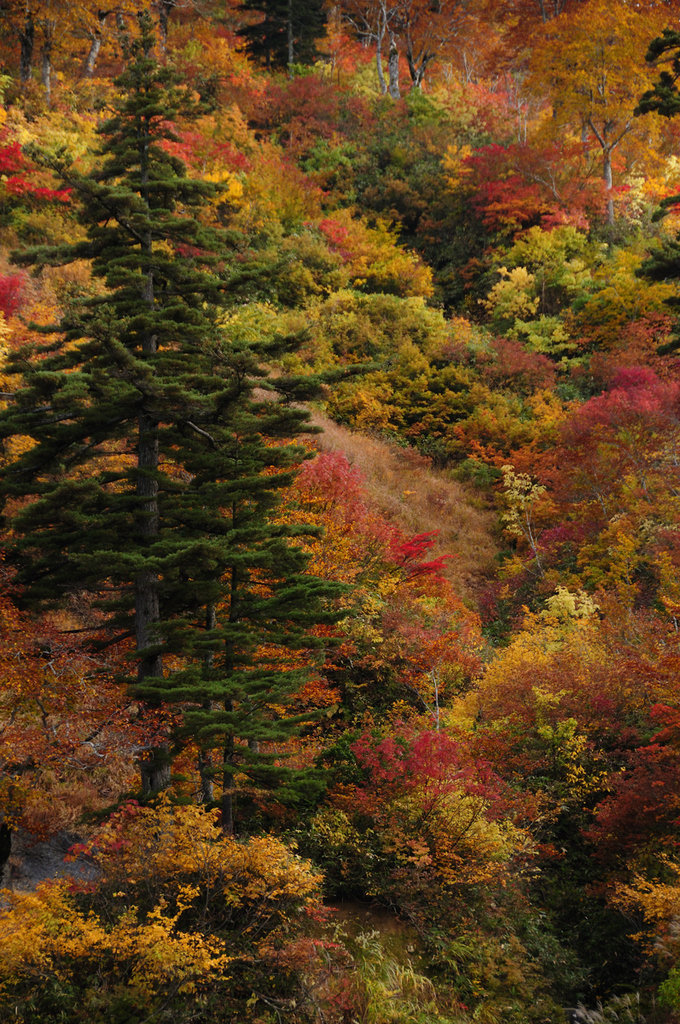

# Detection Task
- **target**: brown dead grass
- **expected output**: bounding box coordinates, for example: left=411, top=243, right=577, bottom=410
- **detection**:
left=309, top=413, right=498, bottom=606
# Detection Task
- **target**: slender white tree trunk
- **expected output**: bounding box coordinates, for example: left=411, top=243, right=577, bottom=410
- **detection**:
left=40, top=20, right=54, bottom=106
left=387, top=35, right=400, bottom=98
left=375, top=27, right=387, bottom=94
left=603, top=149, right=614, bottom=225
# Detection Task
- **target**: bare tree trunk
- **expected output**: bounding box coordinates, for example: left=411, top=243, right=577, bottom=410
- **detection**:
left=82, top=11, right=108, bottom=77
left=387, top=36, right=400, bottom=98
left=40, top=21, right=54, bottom=106
left=406, top=47, right=428, bottom=89
left=587, top=116, right=628, bottom=229
left=156, top=0, right=172, bottom=54
left=603, top=149, right=614, bottom=226
left=83, top=35, right=101, bottom=76
left=375, top=31, right=387, bottom=94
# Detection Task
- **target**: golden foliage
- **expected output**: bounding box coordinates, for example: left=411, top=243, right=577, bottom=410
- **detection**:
left=0, top=801, right=326, bottom=1013
left=0, top=879, right=232, bottom=998
left=88, top=798, right=324, bottom=919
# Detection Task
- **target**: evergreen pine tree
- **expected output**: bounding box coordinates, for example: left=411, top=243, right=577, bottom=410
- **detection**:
left=0, top=15, right=341, bottom=827
left=636, top=29, right=680, bottom=120
left=238, top=0, right=326, bottom=71
left=636, top=30, right=680, bottom=354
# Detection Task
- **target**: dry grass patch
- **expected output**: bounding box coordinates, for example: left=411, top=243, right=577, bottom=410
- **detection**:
left=309, top=413, right=497, bottom=605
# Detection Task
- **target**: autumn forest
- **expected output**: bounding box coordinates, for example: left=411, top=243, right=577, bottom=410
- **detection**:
left=1, top=0, right=680, bottom=1020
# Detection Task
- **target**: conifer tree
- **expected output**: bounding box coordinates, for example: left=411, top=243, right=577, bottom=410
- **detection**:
left=0, top=15, right=341, bottom=826
left=636, top=29, right=680, bottom=120
left=238, top=0, right=326, bottom=72
left=636, top=30, right=680, bottom=354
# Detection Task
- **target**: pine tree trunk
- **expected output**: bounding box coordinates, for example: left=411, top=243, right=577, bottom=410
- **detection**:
left=134, top=454, right=161, bottom=680
left=222, top=731, right=234, bottom=834
left=198, top=603, right=216, bottom=802
left=198, top=749, right=214, bottom=802
left=0, top=819, right=11, bottom=890
left=136, top=104, right=167, bottom=792
left=0, top=819, right=11, bottom=867
left=136, top=405, right=167, bottom=793
left=220, top=567, right=240, bottom=834
left=135, top=265, right=161, bottom=682
left=140, top=743, right=171, bottom=793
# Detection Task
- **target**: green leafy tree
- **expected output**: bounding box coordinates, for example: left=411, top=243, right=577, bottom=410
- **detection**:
left=0, top=15, right=340, bottom=829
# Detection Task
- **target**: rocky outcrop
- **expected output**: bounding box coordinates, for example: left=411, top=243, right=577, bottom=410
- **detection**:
left=1, top=829, right=99, bottom=891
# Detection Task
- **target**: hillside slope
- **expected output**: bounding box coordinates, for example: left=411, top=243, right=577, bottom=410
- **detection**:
left=311, top=412, right=498, bottom=604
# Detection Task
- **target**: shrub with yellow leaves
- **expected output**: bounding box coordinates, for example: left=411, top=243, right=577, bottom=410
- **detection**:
left=0, top=799, right=341, bottom=1023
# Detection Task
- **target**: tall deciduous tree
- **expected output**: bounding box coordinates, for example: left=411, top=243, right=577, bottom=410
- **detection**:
left=0, top=0, right=39, bottom=85
left=0, top=14, right=341, bottom=828
left=341, top=0, right=466, bottom=93
left=400, top=0, right=468, bottom=89
left=341, top=0, right=402, bottom=96
left=527, top=0, right=664, bottom=225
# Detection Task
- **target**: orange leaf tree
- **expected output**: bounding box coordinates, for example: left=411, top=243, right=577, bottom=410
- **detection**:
left=527, top=0, right=665, bottom=224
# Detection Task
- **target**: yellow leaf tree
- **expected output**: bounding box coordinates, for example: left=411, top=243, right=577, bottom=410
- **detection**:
left=527, top=0, right=665, bottom=224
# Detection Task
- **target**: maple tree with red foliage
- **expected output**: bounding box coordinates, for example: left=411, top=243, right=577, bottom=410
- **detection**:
left=0, top=141, right=70, bottom=207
